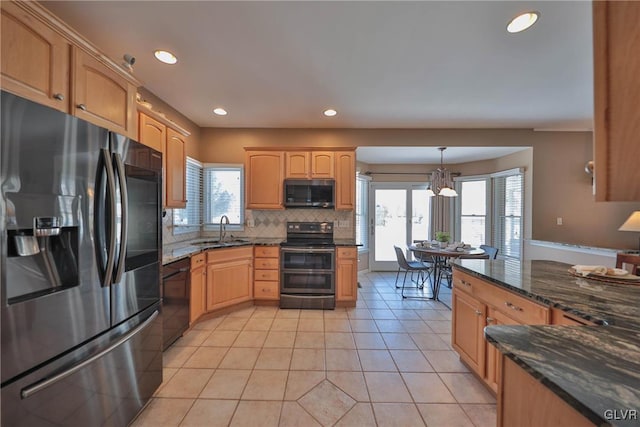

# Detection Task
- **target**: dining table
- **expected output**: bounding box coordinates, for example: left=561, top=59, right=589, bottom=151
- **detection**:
left=408, top=244, right=487, bottom=301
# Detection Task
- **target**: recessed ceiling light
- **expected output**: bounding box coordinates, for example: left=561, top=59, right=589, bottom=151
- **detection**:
left=213, top=108, right=228, bottom=116
left=506, top=11, right=539, bottom=33
left=323, top=109, right=337, bottom=117
left=154, top=50, right=177, bottom=64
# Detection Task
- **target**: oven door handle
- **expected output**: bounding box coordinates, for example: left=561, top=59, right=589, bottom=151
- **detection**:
left=281, top=247, right=335, bottom=253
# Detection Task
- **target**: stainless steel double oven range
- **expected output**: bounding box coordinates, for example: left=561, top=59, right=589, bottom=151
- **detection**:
left=280, top=222, right=336, bottom=309
left=1, top=91, right=162, bottom=426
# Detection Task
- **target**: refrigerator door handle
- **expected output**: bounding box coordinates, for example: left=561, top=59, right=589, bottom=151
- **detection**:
left=100, top=148, right=117, bottom=287
left=20, top=310, right=159, bottom=399
left=113, top=152, right=128, bottom=284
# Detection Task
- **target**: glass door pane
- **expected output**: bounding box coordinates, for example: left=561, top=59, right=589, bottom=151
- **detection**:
left=412, top=189, right=430, bottom=243
left=373, top=189, right=407, bottom=268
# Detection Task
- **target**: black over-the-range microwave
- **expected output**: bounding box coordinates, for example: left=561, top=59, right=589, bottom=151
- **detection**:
left=284, top=179, right=335, bottom=208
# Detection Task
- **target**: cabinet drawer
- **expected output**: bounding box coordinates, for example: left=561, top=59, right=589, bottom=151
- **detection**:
left=254, top=281, right=279, bottom=300
left=191, top=253, right=205, bottom=269
left=474, top=282, right=548, bottom=325
left=254, top=246, right=280, bottom=258
left=207, top=246, right=253, bottom=264
left=551, top=308, right=596, bottom=326
left=337, top=247, right=357, bottom=259
left=254, top=258, right=279, bottom=270
left=255, top=269, right=279, bottom=281
left=453, top=269, right=548, bottom=325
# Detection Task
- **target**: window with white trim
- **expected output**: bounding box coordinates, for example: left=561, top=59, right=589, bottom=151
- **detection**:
left=493, top=172, right=523, bottom=259
left=203, top=164, right=244, bottom=230
left=173, top=157, right=202, bottom=233
left=459, top=179, right=488, bottom=247
left=454, top=168, right=524, bottom=259
left=356, top=174, right=370, bottom=250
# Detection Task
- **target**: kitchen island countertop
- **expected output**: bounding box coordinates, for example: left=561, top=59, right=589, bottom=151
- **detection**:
left=453, top=259, right=640, bottom=426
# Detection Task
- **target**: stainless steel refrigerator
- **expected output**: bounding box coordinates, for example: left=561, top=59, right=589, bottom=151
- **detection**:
left=1, top=91, right=163, bottom=426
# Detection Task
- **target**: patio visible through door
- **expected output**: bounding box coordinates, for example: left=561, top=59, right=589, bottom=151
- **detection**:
left=370, top=183, right=431, bottom=271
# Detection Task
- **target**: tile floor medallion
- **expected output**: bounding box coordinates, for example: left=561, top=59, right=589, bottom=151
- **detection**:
left=131, top=271, right=496, bottom=426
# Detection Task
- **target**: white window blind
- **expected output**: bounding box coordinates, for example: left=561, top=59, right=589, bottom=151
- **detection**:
left=493, top=173, right=523, bottom=259
left=173, top=157, right=202, bottom=233
left=204, top=164, right=244, bottom=229
left=356, top=175, right=369, bottom=250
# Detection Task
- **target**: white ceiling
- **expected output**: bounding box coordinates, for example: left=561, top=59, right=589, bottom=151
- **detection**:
left=357, top=146, right=529, bottom=164
left=44, top=1, right=593, bottom=130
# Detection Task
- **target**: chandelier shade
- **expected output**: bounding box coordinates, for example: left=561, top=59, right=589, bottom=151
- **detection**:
left=427, top=147, right=458, bottom=197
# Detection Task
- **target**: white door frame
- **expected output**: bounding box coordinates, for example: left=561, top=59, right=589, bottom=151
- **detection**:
left=369, top=182, right=429, bottom=271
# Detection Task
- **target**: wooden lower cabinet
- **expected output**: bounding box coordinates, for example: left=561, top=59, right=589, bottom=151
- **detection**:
left=499, top=357, right=594, bottom=427
left=336, top=247, right=358, bottom=305
left=190, top=266, right=206, bottom=324
left=452, top=288, right=486, bottom=376
left=452, top=269, right=550, bottom=392
left=254, top=246, right=280, bottom=301
left=485, top=307, right=520, bottom=393
left=206, top=247, right=253, bottom=311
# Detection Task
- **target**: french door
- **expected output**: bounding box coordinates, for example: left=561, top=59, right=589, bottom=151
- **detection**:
left=369, top=183, right=431, bottom=271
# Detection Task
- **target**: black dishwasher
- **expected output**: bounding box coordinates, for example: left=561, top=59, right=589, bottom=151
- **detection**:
left=162, top=258, right=191, bottom=350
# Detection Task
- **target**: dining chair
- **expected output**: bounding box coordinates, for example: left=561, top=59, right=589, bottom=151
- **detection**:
left=479, top=245, right=499, bottom=259
left=616, top=253, right=640, bottom=275
left=393, top=246, right=432, bottom=298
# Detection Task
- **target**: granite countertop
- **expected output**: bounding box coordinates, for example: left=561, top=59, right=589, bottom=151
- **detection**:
left=162, top=238, right=282, bottom=265
left=453, top=259, right=640, bottom=426
left=163, top=238, right=358, bottom=265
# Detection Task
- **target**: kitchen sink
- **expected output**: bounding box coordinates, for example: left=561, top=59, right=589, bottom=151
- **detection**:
left=193, top=239, right=251, bottom=247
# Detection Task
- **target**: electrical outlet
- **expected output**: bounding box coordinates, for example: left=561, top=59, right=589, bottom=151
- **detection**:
left=556, top=217, right=563, bottom=226
left=247, top=219, right=255, bottom=228
left=338, top=220, right=350, bottom=228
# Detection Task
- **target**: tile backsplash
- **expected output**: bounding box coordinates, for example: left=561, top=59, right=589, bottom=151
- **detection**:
left=163, top=208, right=355, bottom=247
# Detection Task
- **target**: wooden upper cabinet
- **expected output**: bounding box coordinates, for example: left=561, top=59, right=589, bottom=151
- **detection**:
left=72, top=48, right=137, bottom=138
left=311, top=151, right=334, bottom=178
left=285, top=151, right=334, bottom=178
left=335, top=151, right=356, bottom=210
left=165, top=127, right=186, bottom=208
left=593, top=1, right=640, bottom=201
left=246, top=151, right=284, bottom=209
left=285, top=152, right=310, bottom=179
left=138, top=112, right=166, bottom=153
left=1, top=2, right=70, bottom=112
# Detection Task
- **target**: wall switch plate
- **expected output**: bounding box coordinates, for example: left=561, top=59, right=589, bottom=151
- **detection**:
left=556, top=217, right=563, bottom=226
left=247, top=219, right=255, bottom=227
left=338, top=220, right=350, bottom=228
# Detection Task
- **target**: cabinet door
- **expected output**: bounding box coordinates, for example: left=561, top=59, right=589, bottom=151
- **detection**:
left=190, top=267, right=206, bottom=324
left=138, top=112, right=166, bottom=153
left=285, top=152, right=310, bottom=179
left=336, top=247, right=358, bottom=302
left=311, top=151, right=335, bottom=178
left=485, top=307, right=520, bottom=393
left=245, top=151, right=284, bottom=209
left=72, top=48, right=137, bottom=138
left=452, top=288, right=486, bottom=376
left=165, top=127, right=186, bottom=208
left=593, top=1, right=640, bottom=201
left=335, top=151, right=355, bottom=210
left=1, top=2, right=69, bottom=112
left=207, top=259, right=253, bottom=310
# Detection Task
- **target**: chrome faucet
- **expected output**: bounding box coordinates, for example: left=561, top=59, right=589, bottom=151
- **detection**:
left=219, top=215, right=230, bottom=242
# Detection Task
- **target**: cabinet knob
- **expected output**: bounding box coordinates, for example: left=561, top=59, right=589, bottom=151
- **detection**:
left=474, top=309, right=482, bottom=316
left=504, top=301, right=523, bottom=312
left=486, top=316, right=495, bottom=323
left=77, top=104, right=87, bottom=111
left=53, top=93, right=64, bottom=101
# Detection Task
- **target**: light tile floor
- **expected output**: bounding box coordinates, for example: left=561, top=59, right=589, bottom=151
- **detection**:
left=132, top=271, right=496, bottom=427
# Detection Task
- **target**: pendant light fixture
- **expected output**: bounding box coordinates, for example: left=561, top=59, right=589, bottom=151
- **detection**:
left=427, top=147, right=458, bottom=197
